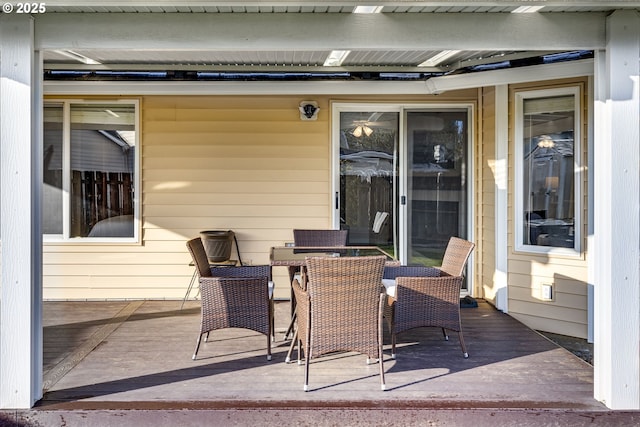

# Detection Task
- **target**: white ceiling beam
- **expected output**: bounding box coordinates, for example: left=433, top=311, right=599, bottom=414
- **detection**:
left=34, top=12, right=606, bottom=51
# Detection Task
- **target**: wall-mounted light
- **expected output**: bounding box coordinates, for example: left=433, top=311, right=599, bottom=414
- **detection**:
left=299, top=101, right=320, bottom=121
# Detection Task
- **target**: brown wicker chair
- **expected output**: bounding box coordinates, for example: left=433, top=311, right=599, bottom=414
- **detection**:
left=439, top=236, right=475, bottom=277
left=284, top=229, right=349, bottom=339
left=186, top=237, right=273, bottom=361
left=382, top=265, right=440, bottom=335
left=292, top=229, right=348, bottom=247
left=292, top=255, right=387, bottom=391
left=385, top=237, right=475, bottom=359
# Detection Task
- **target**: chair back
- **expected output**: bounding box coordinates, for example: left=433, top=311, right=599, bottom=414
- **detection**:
left=293, top=229, right=348, bottom=247
left=210, top=265, right=270, bottom=280
left=383, top=265, right=440, bottom=280
left=439, top=237, right=475, bottom=277
left=304, top=255, right=386, bottom=358
left=186, top=237, right=212, bottom=278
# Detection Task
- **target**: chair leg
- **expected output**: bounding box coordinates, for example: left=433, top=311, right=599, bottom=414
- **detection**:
left=267, top=313, right=272, bottom=362
left=378, top=294, right=386, bottom=391
left=391, top=332, right=397, bottom=359
left=285, top=329, right=297, bottom=363
left=181, top=270, right=198, bottom=310
left=192, top=333, right=203, bottom=360
left=304, top=350, right=310, bottom=392
left=457, top=331, right=469, bottom=358
left=441, top=328, right=449, bottom=341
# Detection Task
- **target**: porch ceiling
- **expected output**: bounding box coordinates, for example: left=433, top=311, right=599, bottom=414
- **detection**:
left=38, top=1, right=638, bottom=77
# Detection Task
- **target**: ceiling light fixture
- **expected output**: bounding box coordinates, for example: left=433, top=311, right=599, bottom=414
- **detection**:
left=53, top=50, right=101, bottom=65
left=417, top=50, right=461, bottom=67
left=511, top=6, right=545, bottom=13
left=352, top=124, right=373, bottom=137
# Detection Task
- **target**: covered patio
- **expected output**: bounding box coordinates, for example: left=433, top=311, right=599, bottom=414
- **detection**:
left=1, top=0, right=640, bottom=414
left=36, top=300, right=598, bottom=407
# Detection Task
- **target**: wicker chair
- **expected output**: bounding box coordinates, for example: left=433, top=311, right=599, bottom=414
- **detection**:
left=292, top=229, right=348, bottom=247
left=382, top=265, right=440, bottom=336
left=186, top=237, right=273, bottom=361
left=439, top=236, right=475, bottom=277
left=284, top=229, right=349, bottom=339
left=292, top=255, right=387, bottom=391
left=385, top=237, right=475, bottom=359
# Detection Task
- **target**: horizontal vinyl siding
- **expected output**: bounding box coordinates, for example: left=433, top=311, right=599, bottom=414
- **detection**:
left=41, top=92, right=480, bottom=301
left=43, top=95, right=334, bottom=300
left=507, top=78, right=590, bottom=339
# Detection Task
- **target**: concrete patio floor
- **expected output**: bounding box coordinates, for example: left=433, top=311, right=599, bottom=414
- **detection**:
left=1, top=299, right=639, bottom=426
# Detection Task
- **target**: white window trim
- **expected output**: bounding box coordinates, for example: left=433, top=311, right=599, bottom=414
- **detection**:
left=514, top=86, right=582, bottom=256
left=43, top=99, right=141, bottom=244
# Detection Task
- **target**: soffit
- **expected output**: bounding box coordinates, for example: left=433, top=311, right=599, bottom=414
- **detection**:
left=36, top=1, right=637, bottom=76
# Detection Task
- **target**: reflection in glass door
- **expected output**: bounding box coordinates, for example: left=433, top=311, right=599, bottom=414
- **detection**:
left=335, top=105, right=471, bottom=281
left=338, top=111, right=399, bottom=258
left=406, top=110, right=469, bottom=269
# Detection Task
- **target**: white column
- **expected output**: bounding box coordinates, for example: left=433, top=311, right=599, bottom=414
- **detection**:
left=0, top=14, right=43, bottom=409
left=494, top=85, right=509, bottom=312
left=593, top=10, right=640, bottom=410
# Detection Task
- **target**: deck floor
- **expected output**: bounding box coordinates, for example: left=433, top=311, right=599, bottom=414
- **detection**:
left=36, top=299, right=605, bottom=412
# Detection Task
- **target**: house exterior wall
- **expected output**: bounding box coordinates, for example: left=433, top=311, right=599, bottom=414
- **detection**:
left=506, top=78, right=590, bottom=339
left=42, top=91, right=478, bottom=301
left=40, top=86, right=590, bottom=337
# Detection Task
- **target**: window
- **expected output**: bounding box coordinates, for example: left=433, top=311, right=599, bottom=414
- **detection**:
left=43, top=101, right=139, bottom=241
left=515, top=87, right=581, bottom=254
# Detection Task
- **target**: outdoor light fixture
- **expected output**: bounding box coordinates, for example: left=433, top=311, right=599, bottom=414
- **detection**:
left=299, top=101, right=320, bottom=120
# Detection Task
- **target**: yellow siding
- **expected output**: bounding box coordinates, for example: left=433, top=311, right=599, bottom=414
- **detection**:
left=41, top=92, right=478, bottom=301
left=40, top=86, right=591, bottom=339
left=507, top=78, right=590, bottom=339
left=42, top=95, right=335, bottom=300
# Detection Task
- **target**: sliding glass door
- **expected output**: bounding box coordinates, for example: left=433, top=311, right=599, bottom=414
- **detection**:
left=334, top=104, right=472, bottom=280
left=337, top=109, right=399, bottom=256
left=405, top=109, right=470, bottom=267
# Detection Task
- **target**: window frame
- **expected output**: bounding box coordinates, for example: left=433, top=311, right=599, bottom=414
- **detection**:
left=43, top=99, right=141, bottom=244
left=514, top=86, right=582, bottom=256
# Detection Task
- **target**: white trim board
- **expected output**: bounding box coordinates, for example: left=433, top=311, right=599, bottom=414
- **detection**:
left=44, top=60, right=595, bottom=96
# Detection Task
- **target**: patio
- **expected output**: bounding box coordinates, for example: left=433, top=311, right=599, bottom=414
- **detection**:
left=34, top=298, right=601, bottom=407
left=4, top=298, right=639, bottom=425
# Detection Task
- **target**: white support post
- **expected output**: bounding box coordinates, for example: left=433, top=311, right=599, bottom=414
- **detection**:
left=593, top=10, right=640, bottom=410
left=0, top=14, right=43, bottom=409
left=494, top=85, right=509, bottom=312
